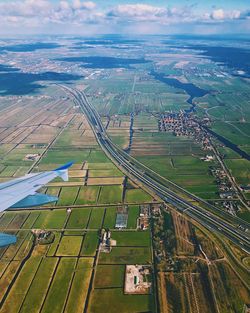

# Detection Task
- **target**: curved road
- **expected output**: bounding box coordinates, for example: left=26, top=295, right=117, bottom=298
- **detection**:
left=62, top=86, right=250, bottom=254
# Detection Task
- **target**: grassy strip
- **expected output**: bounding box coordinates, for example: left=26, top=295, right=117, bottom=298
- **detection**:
left=1, top=256, right=42, bottom=313
left=99, top=247, right=151, bottom=264
left=89, top=288, right=154, bottom=313
left=112, top=231, right=151, bottom=246
left=66, top=208, right=91, bottom=229
left=103, top=207, right=117, bottom=229
left=64, top=258, right=93, bottom=313
left=56, top=236, right=82, bottom=256
left=81, top=231, right=99, bottom=256
left=88, top=208, right=105, bottom=229
left=41, top=258, right=76, bottom=313
left=94, top=265, right=124, bottom=288
left=127, top=206, right=140, bottom=229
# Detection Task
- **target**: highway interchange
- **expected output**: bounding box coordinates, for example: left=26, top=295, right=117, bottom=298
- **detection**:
left=62, top=86, right=250, bottom=254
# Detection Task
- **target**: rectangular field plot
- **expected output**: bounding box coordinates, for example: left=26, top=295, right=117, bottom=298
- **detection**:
left=0, top=255, right=42, bottom=313
left=75, top=186, right=100, bottom=205
left=94, top=265, right=125, bottom=288
left=112, top=231, right=151, bottom=247
left=81, top=231, right=99, bottom=256
left=64, top=258, right=93, bottom=313
left=136, top=155, right=218, bottom=199
left=99, top=247, right=151, bottom=264
left=0, top=261, right=21, bottom=303
left=0, top=212, right=15, bottom=229
left=87, top=150, right=110, bottom=163
left=56, top=236, right=82, bottom=256
left=33, top=210, right=67, bottom=229
left=127, top=206, right=140, bottom=229
left=99, top=185, right=123, bottom=204
left=103, top=207, right=117, bottom=229
left=41, top=258, right=76, bottom=313
left=88, top=208, right=105, bottom=229
left=87, top=162, right=117, bottom=170
left=5, top=212, right=29, bottom=229
left=125, top=188, right=152, bottom=203
left=21, top=212, right=40, bottom=229
left=89, top=288, right=154, bottom=313
left=87, top=177, right=124, bottom=186
left=225, top=159, right=250, bottom=185
left=39, top=149, right=91, bottom=165
left=47, top=232, right=61, bottom=256
left=13, top=257, right=58, bottom=313
left=56, top=187, right=79, bottom=206
left=88, top=168, right=122, bottom=177
left=66, top=208, right=91, bottom=229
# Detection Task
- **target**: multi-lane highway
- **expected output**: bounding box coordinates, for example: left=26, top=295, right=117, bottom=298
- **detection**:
left=63, top=86, right=250, bottom=254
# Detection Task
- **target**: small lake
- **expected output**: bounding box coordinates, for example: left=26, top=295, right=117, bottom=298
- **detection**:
left=150, top=71, right=209, bottom=112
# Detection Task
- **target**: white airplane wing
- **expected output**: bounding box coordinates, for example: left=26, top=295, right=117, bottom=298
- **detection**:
left=0, top=162, right=73, bottom=247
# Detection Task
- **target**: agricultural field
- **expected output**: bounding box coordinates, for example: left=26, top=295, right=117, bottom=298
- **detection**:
left=0, top=202, right=154, bottom=312
left=0, top=34, right=250, bottom=313
left=0, top=88, right=156, bottom=313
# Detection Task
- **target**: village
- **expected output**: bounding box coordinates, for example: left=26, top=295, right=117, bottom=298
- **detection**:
left=158, top=111, right=240, bottom=215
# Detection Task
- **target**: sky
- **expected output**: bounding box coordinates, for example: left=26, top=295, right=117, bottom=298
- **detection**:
left=0, top=0, right=249, bottom=36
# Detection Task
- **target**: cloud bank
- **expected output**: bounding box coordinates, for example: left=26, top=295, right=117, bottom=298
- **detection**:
left=0, top=1, right=249, bottom=35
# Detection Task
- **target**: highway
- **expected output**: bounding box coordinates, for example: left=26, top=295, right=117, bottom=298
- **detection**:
left=63, top=86, right=250, bottom=254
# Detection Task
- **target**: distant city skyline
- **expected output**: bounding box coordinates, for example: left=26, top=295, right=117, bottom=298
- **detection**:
left=0, top=0, right=249, bottom=36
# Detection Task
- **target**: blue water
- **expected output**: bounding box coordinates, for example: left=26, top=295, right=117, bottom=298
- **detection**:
left=0, top=71, right=81, bottom=95
left=0, top=64, right=19, bottom=72
left=151, top=71, right=209, bottom=111
left=170, top=44, right=250, bottom=78
left=58, top=56, right=151, bottom=69
left=204, top=127, right=250, bottom=161
left=0, top=42, right=61, bottom=53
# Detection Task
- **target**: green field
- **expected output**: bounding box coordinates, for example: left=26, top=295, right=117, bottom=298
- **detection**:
left=33, top=210, right=67, bottom=229
left=81, top=231, right=99, bottom=256
left=75, top=186, right=100, bottom=205
left=112, top=231, right=151, bottom=246
left=94, top=265, right=124, bottom=288
left=99, top=247, right=152, bottom=264
left=56, top=187, right=79, bottom=206
left=103, top=207, right=117, bottom=228
left=127, top=206, right=140, bottom=229
left=41, top=258, right=76, bottom=313
left=88, top=208, right=105, bottom=229
left=89, top=288, right=154, bottom=313
left=65, top=258, right=93, bottom=313
left=56, top=236, right=82, bottom=256
left=19, top=257, right=59, bottom=313
left=66, top=208, right=91, bottom=229
left=99, top=185, right=123, bottom=204
left=0, top=255, right=42, bottom=313
left=125, top=188, right=152, bottom=203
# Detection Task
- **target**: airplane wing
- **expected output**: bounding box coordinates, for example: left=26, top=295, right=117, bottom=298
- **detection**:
left=0, top=162, right=73, bottom=247
left=0, top=162, right=73, bottom=212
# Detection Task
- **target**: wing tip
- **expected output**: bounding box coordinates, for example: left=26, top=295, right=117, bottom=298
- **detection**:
left=0, top=233, right=17, bottom=247
left=54, top=161, right=74, bottom=171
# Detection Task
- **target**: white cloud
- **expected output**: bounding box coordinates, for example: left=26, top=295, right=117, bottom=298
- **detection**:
left=60, top=1, right=70, bottom=10
left=110, top=4, right=166, bottom=18
left=211, top=8, right=241, bottom=20
left=0, top=1, right=248, bottom=35
left=72, top=1, right=96, bottom=10
left=211, top=9, right=225, bottom=20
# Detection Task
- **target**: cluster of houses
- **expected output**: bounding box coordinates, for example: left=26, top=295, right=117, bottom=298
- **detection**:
left=137, top=204, right=151, bottom=230
left=210, top=167, right=238, bottom=214
left=158, top=112, right=212, bottom=150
